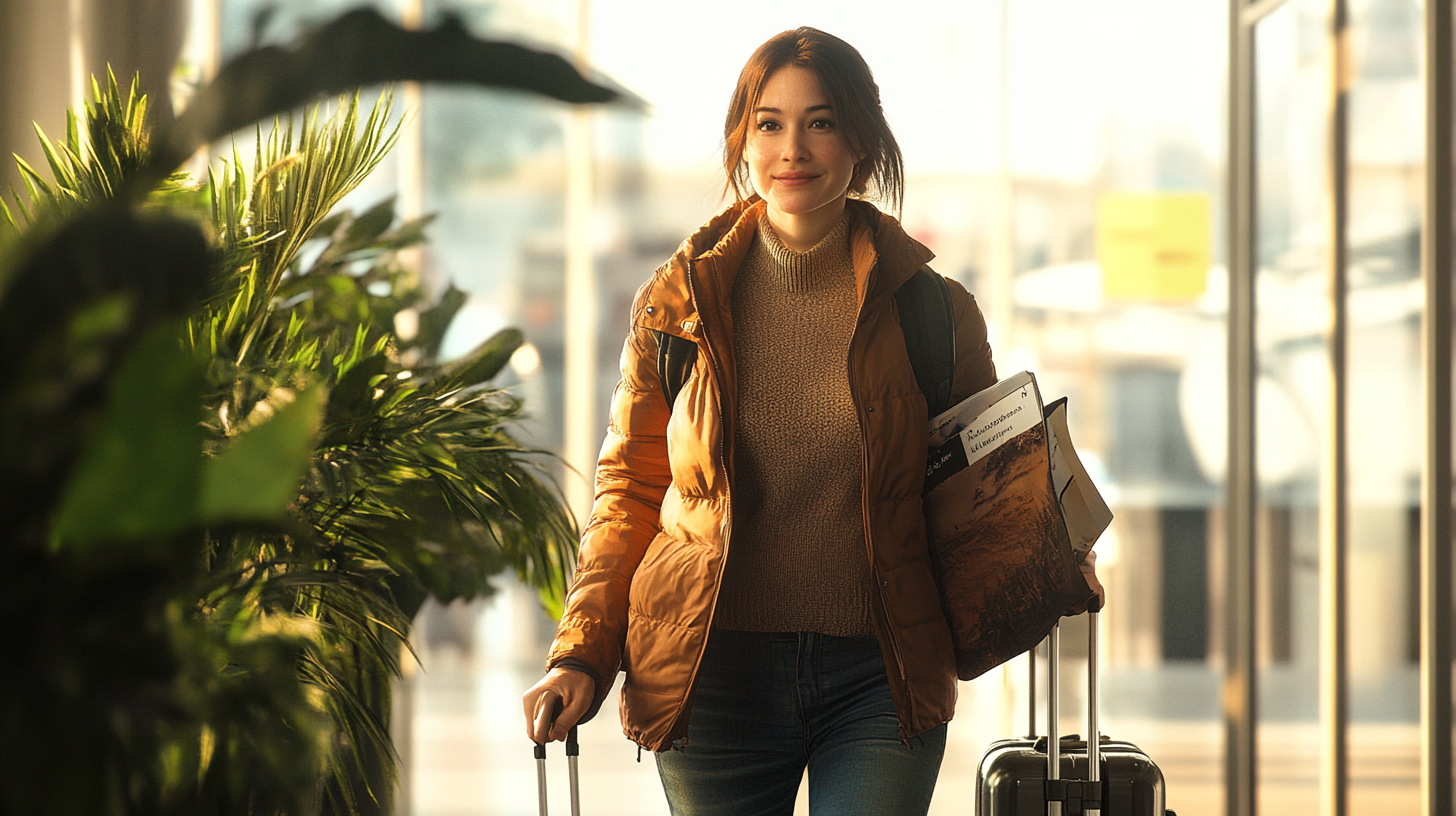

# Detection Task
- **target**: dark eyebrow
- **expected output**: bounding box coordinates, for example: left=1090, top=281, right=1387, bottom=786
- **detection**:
left=753, top=104, right=834, bottom=114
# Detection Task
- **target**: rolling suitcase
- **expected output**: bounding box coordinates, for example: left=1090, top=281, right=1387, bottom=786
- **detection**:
left=975, top=607, right=1175, bottom=815
left=534, top=725, right=581, bottom=816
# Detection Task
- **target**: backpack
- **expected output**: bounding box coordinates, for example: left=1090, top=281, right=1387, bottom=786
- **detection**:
left=652, top=266, right=956, bottom=419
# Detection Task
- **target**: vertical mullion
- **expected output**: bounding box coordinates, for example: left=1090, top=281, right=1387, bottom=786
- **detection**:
left=990, top=0, right=1015, bottom=348
left=1228, top=2, right=1259, bottom=815
left=1320, top=1, right=1350, bottom=814
left=397, top=1, right=424, bottom=225
left=1422, top=1, right=1454, bottom=814
left=393, top=9, right=425, bottom=813
left=563, top=0, right=597, bottom=523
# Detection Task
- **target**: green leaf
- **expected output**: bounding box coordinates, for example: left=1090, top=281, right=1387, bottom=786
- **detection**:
left=436, top=328, right=522, bottom=392
left=201, top=384, right=326, bottom=522
left=412, top=284, right=465, bottom=357
left=15, top=156, right=55, bottom=200
left=339, top=196, right=395, bottom=251
left=1, top=194, right=17, bottom=231
left=63, top=292, right=133, bottom=353
left=378, top=212, right=435, bottom=250
left=35, top=123, right=78, bottom=193
left=312, top=209, right=348, bottom=240
left=50, top=319, right=207, bottom=551
left=130, top=8, right=632, bottom=199
left=320, top=353, right=387, bottom=447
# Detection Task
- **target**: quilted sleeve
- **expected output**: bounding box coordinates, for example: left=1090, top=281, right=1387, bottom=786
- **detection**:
left=945, top=278, right=998, bottom=402
left=544, top=283, right=674, bottom=722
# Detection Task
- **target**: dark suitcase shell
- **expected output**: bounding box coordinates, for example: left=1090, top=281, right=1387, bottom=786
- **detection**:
left=974, top=611, right=1177, bottom=816
left=976, top=735, right=1169, bottom=816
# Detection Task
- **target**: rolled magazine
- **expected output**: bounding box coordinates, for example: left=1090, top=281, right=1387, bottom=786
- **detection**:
left=922, top=371, right=1111, bottom=680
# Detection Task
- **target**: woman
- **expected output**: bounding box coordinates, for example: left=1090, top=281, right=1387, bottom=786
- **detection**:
left=522, top=26, right=1101, bottom=814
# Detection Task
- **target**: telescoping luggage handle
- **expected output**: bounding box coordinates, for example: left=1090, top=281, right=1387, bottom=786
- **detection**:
left=1042, top=598, right=1103, bottom=816
left=533, top=718, right=581, bottom=816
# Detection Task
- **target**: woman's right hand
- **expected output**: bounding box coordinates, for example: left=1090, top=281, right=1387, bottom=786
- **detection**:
left=522, top=667, right=596, bottom=744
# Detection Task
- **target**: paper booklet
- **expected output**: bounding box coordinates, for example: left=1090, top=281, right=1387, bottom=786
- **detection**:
left=1044, top=396, right=1115, bottom=561
left=922, top=371, right=1111, bottom=681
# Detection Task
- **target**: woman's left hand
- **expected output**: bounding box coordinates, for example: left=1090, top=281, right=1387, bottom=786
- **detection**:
left=1068, top=548, right=1106, bottom=615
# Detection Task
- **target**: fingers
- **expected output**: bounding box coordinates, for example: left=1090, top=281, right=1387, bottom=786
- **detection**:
left=551, top=688, right=591, bottom=742
left=1080, top=551, right=1107, bottom=612
left=523, top=677, right=564, bottom=744
left=1065, top=549, right=1107, bottom=616
left=530, top=689, right=561, bottom=744
left=522, top=688, right=538, bottom=741
left=522, top=685, right=551, bottom=744
left=522, top=668, right=597, bottom=744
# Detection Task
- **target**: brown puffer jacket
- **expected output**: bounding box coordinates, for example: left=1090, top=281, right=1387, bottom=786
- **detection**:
left=546, top=198, right=998, bottom=751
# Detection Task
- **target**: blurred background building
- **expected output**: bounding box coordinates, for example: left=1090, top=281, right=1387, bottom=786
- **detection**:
left=0, top=0, right=1446, bottom=814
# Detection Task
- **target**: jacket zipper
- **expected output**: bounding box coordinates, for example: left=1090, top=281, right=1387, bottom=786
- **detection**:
left=664, top=257, right=733, bottom=747
left=846, top=280, right=908, bottom=687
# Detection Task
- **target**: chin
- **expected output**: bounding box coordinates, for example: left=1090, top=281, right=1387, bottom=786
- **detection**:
left=771, top=198, right=838, bottom=217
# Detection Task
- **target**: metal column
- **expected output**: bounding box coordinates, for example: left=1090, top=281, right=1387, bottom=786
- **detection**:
left=1319, top=2, right=1350, bottom=815
left=1421, top=2, right=1454, bottom=814
left=1227, top=2, right=1262, bottom=815
left=988, top=0, right=1016, bottom=346
left=563, top=0, right=599, bottom=522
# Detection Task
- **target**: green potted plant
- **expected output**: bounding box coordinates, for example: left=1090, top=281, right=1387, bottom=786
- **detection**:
left=0, top=10, right=626, bottom=815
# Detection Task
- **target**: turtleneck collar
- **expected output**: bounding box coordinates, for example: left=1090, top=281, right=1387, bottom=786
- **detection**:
left=753, top=209, right=853, bottom=294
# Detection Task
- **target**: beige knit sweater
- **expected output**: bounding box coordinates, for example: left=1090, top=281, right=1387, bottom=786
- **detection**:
left=713, top=212, right=873, bottom=637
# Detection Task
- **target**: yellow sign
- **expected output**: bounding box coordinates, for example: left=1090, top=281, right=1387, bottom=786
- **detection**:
left=1097, top=193, right=1211, bottom=301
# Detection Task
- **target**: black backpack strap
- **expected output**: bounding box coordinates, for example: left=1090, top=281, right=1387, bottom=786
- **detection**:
left=895, top=266, right=956, bottom=418
left=653, top=330, right=697, bottom=407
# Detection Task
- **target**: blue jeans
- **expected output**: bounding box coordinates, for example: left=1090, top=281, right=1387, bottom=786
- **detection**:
left=654, top=629, right=947, bottom=816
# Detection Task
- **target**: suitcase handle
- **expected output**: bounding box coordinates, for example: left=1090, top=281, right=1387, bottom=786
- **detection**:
left=1035, top=594, right=1101, bottom=740
left=533, top=699, right=581, bottom=816
left=1044, top=604, right=1102, bottom=815
left=1048, top=625, right=1061, bottom=814
left=1088, top=600, right=1101, bottom=813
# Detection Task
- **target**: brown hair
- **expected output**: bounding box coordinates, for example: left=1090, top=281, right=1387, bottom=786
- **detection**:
left=723, top=27, right=904, bottom=213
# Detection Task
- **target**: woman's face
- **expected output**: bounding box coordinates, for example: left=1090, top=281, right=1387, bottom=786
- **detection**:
left=744, top=66, right=860, bottom=224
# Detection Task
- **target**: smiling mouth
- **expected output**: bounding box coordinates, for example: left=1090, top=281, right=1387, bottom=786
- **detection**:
left=774, top=173, right=818, bottom=186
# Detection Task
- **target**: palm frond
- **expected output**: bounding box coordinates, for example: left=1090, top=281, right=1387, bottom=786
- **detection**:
left=6, top=45, right=581, bottom=816
left=193, top=91, right=400, bottom=368
left=3, top=69, right=194, bottom=231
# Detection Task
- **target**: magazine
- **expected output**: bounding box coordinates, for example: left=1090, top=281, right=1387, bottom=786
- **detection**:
left=1044, top=396, right=1114, bottom=563
left=922, top=371, right=1108, bottom=681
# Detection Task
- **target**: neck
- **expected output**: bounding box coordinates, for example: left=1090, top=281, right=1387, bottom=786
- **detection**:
left=764, top=196, right=849, bottom=252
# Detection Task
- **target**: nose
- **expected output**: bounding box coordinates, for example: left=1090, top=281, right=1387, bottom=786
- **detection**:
left=781, top=128, right=809, bottom=162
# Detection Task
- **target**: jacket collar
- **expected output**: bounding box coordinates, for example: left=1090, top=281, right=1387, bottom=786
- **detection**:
left=637, top=197, right=935, bottom=335
left=637, top=198, right=761, bottom=337
left=845, top=199, right=936, bottom=310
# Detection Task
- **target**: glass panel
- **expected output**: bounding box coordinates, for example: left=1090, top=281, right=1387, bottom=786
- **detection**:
left=1253, top=0, right=1332, bottom=811
left=407, top=4, right=582, bottom=812
left=1346, top=0, right=1423, bottom=811
left=201, top=1, right=1233, bottom=814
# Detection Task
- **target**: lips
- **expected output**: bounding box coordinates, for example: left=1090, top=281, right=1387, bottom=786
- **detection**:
left=773, top=172, right=819, bottom=187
